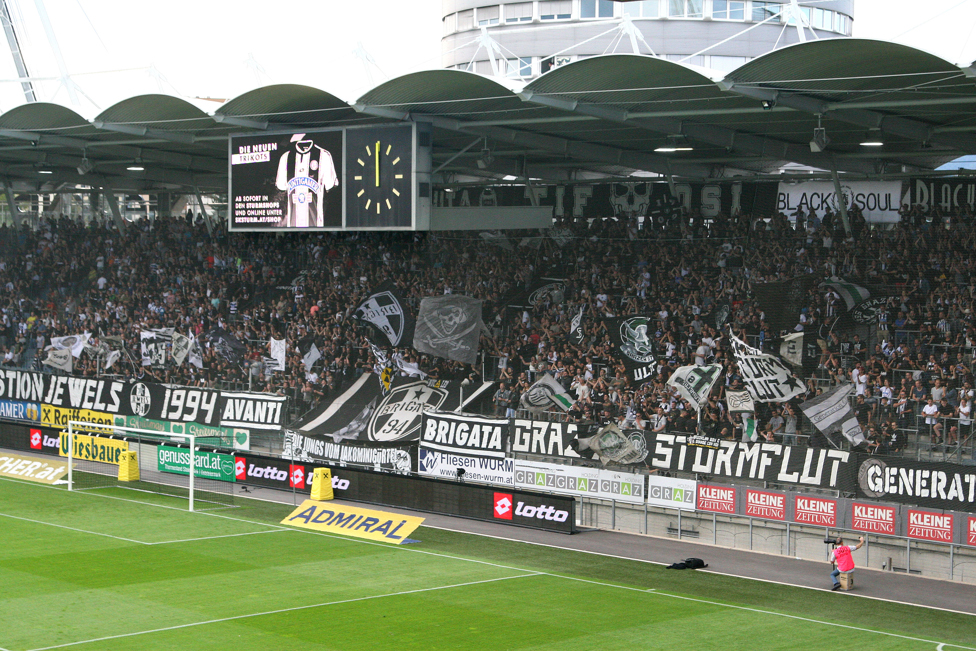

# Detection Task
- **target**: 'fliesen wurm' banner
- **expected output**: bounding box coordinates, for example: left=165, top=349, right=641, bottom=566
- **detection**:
left=418, top=412, right=513, bottom=486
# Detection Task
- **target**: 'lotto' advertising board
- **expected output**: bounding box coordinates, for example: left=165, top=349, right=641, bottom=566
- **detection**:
left=697, top=485, right=736, bottom=513
left=907, top=510, right=953, bottom=543
left=745, top=489, right=785, bottom=521
left=793, top=496, right=837, bottom=527
left=852, top=502, right=896, bottom=535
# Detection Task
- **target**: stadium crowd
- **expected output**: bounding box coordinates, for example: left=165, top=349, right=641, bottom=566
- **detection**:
left=1, top=200, right=975, bottom=455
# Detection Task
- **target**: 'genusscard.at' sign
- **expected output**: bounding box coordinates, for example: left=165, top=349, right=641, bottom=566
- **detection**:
left=907, top=510, right=953, bottom=543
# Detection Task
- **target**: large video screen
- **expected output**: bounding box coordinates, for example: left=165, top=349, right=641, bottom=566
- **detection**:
left=229, top=125, right=415, bottom=231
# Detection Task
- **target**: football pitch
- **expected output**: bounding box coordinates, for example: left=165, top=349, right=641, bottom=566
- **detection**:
left=0, top=477, right=974, bottom=651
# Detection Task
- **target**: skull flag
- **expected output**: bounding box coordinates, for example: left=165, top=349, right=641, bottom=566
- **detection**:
left=606, top=316, right=657, bottom=383
left=413, top=295, right=484, bottom=365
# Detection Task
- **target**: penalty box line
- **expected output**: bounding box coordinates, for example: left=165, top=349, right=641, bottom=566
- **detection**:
left=25, top=573, right=542, bottom=651
left=0, top=510, right=287, bottom=547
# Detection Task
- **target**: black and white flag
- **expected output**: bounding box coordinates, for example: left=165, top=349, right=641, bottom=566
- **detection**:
left=569, top=306, right=585, bottom=346
left=666, top=364, right=723, bottom=412
left=728, top=330, right=805, bottom=403
left=264, top=338, right=286, bottom=372
left=606, top=316, right=657, bottom=383
left=799, top=384, right=866, bottom=447
left=140, top=329, right=171, bottom=366
left=725, top=389, right=755, bottom=413
left=354, top=280, right=414, bottom=348
left=574, top=423, right=645, bottom=465
left=414, top=295, right=483, bottom=365
left=171, top=332, right=191, bottom=367
left=302, top=342, right=321, bottom=370
left=43, top=348, right=72, bottom=372
left=50, top=332, right=90, bottom=358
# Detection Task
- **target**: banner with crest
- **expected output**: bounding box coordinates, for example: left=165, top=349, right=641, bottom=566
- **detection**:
left=606, top=316, right=657, bottom=382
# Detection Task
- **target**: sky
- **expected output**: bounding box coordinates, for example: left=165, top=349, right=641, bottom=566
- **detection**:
left=0, top=0, right=973, bottom=118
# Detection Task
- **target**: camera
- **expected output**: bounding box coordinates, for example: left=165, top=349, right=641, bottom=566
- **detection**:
left=823, top=538, right=840, bottom=546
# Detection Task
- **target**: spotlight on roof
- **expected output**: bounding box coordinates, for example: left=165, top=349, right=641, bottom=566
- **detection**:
left=127, top=165, right=145, bottom=171
left=761, top=99, right=775, bottom=110
left=654, top=135, right=693, bottom=153
left=809, top=115, right=830, bottom=153
left=38, top=169, right=53, bottom=174
left=860, top=129, right=884, bottom=147
left=77, top=156, right=94, bottom=176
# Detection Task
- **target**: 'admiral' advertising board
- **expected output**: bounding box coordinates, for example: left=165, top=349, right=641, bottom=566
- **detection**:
left=907, top=510, right=953, bottom=543
left=513, top=459, right=644, bottom=504
left=283, top=501, right=424, bottom=544
left=852, top=502, right=896, bottom=535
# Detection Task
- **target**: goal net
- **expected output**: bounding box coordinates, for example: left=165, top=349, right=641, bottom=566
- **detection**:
left=64, top=420, right=236, bottom=511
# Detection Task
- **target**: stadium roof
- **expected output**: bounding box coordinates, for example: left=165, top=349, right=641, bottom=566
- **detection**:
left=1, top=38, right=974, bottom=194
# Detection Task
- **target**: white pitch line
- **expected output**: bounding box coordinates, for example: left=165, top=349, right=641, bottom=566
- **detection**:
left=145, top=529, right=290, bottom=546
left=0, top=512, right=147, bottom=546
left=26, top=572, right=541, bottom=651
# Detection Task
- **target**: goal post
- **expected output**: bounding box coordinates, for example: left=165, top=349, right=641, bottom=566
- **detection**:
left=64, top=420, right=235, bottom=512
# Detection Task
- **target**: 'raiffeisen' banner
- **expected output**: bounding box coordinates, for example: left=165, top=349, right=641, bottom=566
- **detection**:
left=44, top=405, right=114, bottom=433
left=0, top=451, right=67, bottom=484
left=58, top=432, right=128, bottom=465
left=281, top=500, right=424, bottom=544
left=776, top=180, right=901, bottom=223
left=157, top=445, right=236, bottom=482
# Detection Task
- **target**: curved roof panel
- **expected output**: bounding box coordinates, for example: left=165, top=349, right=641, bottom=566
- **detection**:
left=728, top=38, right=970, bottom=99
left=0, top=102, right=89, bottom=131
left=218, top=84, right=358, bottom=125
left=357, top=69, right=530, bottom=120
left=94, top=94, right=213, bottom=132
left=526, top=54, right=723, bottom=108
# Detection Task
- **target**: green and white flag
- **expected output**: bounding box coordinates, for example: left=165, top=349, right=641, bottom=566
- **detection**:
left=521, top=374, right=575, bottom=413
left=743, top=417, right=759, bottom=442
left=823, top=277, right=870, bottom=311
left=666, top=364, right=723, bottom=412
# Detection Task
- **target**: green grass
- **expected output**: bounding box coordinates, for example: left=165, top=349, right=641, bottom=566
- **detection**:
left=0, top=476, right=973, bottom=651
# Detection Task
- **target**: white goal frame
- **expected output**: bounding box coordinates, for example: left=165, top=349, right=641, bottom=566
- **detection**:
left=66, top=420, right=200, bottom=512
